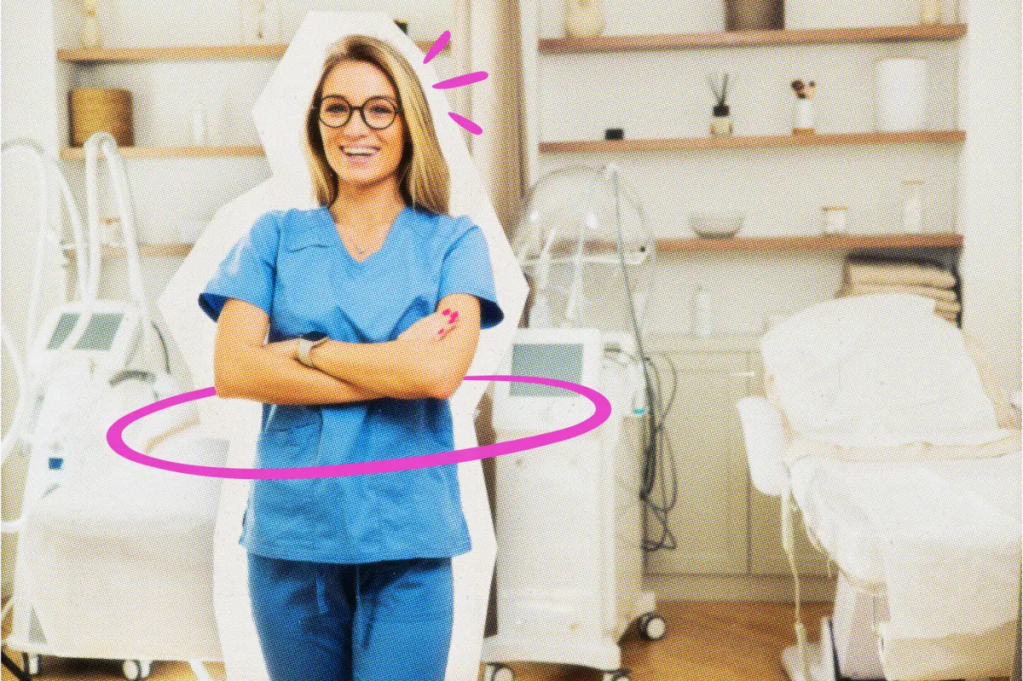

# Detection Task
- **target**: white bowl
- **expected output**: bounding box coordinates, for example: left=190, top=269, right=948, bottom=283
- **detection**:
left=689, top=212, right=745, bottom=238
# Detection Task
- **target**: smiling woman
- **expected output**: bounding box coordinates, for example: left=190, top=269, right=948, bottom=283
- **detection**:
left=197, top=33, right=504, bottom=681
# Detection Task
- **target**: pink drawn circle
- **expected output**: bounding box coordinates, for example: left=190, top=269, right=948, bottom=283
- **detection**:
left=106, top=375, right=612, bottom=479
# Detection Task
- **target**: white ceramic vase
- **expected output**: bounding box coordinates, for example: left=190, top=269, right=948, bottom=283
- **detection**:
left=875, top=58, right=929, bottom=132
left=793, top=99, right=815, bottom=133
left=82, top=0, right=101, bottom=48
left=564, top=0, right=606, bottom=38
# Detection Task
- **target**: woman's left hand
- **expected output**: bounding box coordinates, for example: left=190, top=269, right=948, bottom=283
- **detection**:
left=264, top=338, right=300, bottom=361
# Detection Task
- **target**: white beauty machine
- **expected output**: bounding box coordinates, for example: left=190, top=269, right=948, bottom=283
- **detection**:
left=737, top=294, right=1021, bottom=681
left=481, top=165, right=671, bottom=681
left=2, top=134, right=227, bottom=681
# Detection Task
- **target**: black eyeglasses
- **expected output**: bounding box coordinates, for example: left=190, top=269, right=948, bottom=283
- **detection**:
left=315, top=96, right=402, bottom=130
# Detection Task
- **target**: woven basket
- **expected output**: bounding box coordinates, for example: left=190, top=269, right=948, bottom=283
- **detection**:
left=726, top=0, right=784, bottom=30
left=70, top=88, right=133, bottom=147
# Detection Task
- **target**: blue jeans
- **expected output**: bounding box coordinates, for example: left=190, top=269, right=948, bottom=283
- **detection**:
left=247, top=553, right=454, bottom=681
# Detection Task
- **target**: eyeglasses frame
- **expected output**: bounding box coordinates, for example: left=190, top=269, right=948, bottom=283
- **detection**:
left=314, top=95, right=403, bottom=130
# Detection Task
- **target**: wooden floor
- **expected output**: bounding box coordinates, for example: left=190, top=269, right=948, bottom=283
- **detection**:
left=2, top=601, right=831, bottom=681
left=482, top=601, right=834, bottom=681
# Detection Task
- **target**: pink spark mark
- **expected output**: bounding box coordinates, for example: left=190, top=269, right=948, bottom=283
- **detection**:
left=424, top=31, right=450, bottom=64
left=433, top=71, right=489, bottom=89
left=448, top=112, right=483, bottom=135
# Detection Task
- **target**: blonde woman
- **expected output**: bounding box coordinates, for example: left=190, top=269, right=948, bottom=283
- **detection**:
left=198, top=35, right=503, bottom=681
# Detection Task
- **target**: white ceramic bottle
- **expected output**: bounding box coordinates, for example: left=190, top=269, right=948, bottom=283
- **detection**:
left=902, top=179, right=925, bottom=234
left=692, top=285, right=713, bottom=338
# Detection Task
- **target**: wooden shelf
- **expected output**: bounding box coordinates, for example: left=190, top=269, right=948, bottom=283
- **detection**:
left=540, top=130, right=965, bottom=153
left=656, top=233, right=962, bottom=253
left=64, top=244, right=194, bottom=258
left=58, top=40, right=442, bottom=63
left=539, top=23, right=967, bottom=53
left=61, top=145, right=265, bottom=160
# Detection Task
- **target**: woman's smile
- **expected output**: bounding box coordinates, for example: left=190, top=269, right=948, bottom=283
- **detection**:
left=339, top=144, right=381, bottom=166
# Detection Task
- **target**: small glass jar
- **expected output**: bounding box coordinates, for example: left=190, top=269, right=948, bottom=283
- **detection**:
left=822, top=206, right=848, bottom=235
left=902, top=179, right=925, bottom=234
left=710, top=104, right=733, bottom=137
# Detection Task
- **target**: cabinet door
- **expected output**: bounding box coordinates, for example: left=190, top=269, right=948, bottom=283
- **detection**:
left=646, top=352, right=751, bottom=576
left=746, top=353, right=830, bottom=576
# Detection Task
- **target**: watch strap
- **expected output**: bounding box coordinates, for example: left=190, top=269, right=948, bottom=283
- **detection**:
left=298, top=336, right=327, bottom=368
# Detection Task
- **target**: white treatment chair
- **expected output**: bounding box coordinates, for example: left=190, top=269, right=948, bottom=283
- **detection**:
left=737, top=294, right=1021, bottom=681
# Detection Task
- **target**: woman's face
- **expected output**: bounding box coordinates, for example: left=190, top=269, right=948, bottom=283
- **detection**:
left=318, top=60, right=407, bottom=193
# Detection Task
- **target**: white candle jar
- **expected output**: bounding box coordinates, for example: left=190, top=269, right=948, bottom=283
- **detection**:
left=822, top=206, right=848, bottom=235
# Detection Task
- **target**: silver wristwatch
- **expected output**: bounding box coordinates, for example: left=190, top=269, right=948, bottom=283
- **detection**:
left=297, top=332, right=329, bottom=368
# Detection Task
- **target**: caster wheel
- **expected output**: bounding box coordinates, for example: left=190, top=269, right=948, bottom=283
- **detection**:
left=123, top=659, right=152, bottom=680
left=21, top=653, right=42, bottom=677
left=638, top=612, right=668, bottom=641
left=601, top=670, right=630, bottom=681
left=483, top=662, right=515, bottom=681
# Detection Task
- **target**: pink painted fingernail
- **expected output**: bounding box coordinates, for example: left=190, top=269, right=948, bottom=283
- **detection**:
left=442, top=308, right=451, bottom=316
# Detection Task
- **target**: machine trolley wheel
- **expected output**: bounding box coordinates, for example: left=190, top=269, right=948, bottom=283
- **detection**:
left=638, top=612, right=668, bottom=641
left=483, top=663, right=515, bottom=681
left=601, top=669, right=630, bottom=681
left=122, top=659, right=152, bottom=680
left=21, top=653, right=42, bottom=677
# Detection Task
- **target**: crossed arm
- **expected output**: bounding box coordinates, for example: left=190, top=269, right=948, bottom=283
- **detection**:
left=212, top=293, right=482, bottom=405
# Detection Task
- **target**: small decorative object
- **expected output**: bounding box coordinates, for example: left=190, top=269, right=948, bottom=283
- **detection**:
left=902, top=179, right=925, bottom=234
left=691, top=285, right=714, bottom=338
left=190, top=102, right=207, bottom=145
left=604, top=128, right=624, bottom=140
left=81, top=0, right=102, bottom=48
left=920, top=0, right=942, bottom=25
left=394, top=20, right=409, bottom=34
left=791, top=79, right=816, bottom=134
left=564, top=0, right=606, bottom=38
left=875, top=58, right=928, bottom=132
left=822, top=206, right=848, bottom=235
left=708, top=73, right=733, bottom=137
left=689, top=211, right=745, bottom=238
left=70, top=88, right=133, bottom=147
left=101, top=217, right=123, bottom=247
left=726, top=0, right=784, bottom=31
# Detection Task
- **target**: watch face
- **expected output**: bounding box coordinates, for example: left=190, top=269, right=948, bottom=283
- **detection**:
left=302, top=331, right=328, bottom=342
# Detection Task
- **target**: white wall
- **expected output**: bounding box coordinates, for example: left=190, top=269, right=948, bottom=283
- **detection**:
left=2, top=0, right=61, bottom=599
left=958, top=0, right=1022, bottom=389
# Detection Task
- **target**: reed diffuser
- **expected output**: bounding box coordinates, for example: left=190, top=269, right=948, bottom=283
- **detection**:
left=708, top=73, right=733, bottom=137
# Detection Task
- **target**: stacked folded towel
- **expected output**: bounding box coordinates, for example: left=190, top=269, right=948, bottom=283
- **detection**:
left=837, top=256, right=961, bottom=324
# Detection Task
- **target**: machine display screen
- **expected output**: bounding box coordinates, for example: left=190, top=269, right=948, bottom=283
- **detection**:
left=510, top=343, right=584, bottom=397
left=47, top=313, right=82, bottom=350
left=68, top=313, right=124, bottom=351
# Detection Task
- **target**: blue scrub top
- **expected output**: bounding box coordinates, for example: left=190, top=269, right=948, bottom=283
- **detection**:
left=199, top=205, right=504, bottom=564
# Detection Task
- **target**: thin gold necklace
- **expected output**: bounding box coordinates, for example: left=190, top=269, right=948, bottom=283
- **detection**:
left=331, top=210, right=398, bottom=256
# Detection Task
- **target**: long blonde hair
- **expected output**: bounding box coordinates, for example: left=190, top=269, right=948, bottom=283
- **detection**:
left=304, top=34, right=449, bottom=214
